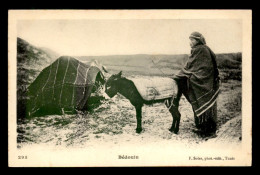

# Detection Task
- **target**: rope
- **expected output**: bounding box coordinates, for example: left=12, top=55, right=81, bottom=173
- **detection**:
left=150, top=56, right=166, bottom=76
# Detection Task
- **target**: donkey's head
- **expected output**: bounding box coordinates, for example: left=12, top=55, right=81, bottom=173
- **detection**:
left=105, top=71, right=122, bottom=98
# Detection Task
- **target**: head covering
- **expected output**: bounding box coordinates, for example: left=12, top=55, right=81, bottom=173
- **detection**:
left=189, top=32, right=206, bottom=45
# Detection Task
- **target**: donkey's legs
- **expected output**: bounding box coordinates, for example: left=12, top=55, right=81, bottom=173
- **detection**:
left=174, top=109, right=181, bottom=134
left=135, top=105, right=143, bottom=133
left=169, top=113, right=176, bottom=133
left=167, top=87, right=182, bottom=134
left=169, top=79, right=186, bottom=134
left=168, top=105, right=181, bottom=134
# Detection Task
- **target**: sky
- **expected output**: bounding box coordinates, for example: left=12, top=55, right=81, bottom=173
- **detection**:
left=17, top=19, right=242, bottom=56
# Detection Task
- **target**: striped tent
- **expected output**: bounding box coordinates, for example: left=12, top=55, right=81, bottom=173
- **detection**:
left=26, top=56, right=106, bottom=117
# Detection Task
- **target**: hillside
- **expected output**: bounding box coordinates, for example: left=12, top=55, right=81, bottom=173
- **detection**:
left=17, top=38, right=58, bottom=68
left=38, top=47, right=60, bottom=60
left=17, top=38, right=59, bottom=87
left=76, top=54, right=187, bottom=68
left=76, top=53, right=241, bottom=69
left=76, top=52, right=242, bottom=80
left=17, top=38, right=59, bottom=118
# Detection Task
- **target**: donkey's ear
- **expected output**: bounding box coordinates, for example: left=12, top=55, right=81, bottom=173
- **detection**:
left=118, top=71, right=122, bottom=77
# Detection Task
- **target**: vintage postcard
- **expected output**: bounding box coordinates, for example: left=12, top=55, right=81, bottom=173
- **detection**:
left=8, top=10, right=252, bottom=167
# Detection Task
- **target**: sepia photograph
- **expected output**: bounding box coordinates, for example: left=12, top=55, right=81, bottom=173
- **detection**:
left=8, top=10, right=252, bottom=167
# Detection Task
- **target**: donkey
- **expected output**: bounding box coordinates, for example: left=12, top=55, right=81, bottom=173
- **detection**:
left=105, top=71, right=181, bottom=134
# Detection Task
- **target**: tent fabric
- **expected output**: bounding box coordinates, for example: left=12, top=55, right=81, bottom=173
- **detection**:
left=128, top=76, right=178, bottom=101
left=27, top=56, right=104, bottom=116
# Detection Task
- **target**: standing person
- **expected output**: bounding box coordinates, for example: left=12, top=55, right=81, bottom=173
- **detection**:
left=171, top=31, right=220, bottom=137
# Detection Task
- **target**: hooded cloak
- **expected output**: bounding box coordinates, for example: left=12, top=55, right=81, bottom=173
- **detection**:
left=175, top=43, right=220, bottom=117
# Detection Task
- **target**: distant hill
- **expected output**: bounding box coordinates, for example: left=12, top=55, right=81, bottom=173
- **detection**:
left=76, top=52, right=242, bottom=80
left=75, top=54, right=188, bottom=70
left=76, top=52, right=242, bottom=71
left=17, top=37, right=241, bottom=87
left=16, top=37, right=242, bottom=91
left=216, top=52, right=242, bottom=69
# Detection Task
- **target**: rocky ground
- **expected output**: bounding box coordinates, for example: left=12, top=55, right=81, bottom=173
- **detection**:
left=17, top=77, right=242, bottom=150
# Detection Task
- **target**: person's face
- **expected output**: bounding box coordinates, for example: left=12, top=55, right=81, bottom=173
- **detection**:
left=189, top=38, right=198, bottom=48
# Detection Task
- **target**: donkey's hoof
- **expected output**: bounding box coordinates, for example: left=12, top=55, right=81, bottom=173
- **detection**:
left=136, top=128, right=142, bottom=133
left=169, top=128, right=179, bottom=134
left=169, top=128, right=174, bottom=133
